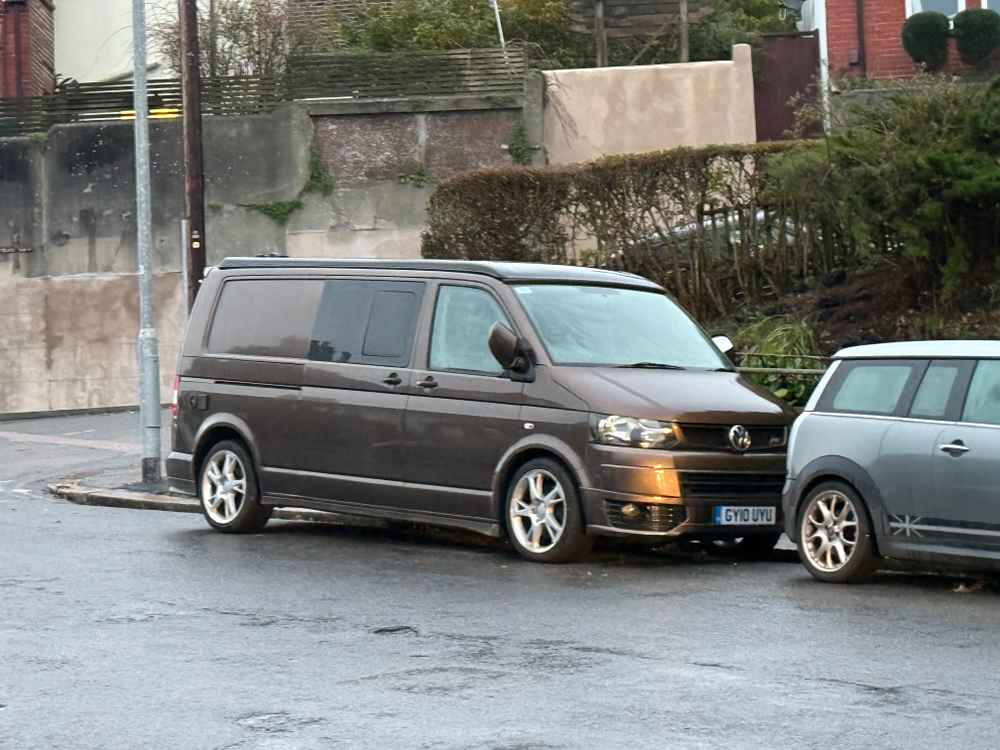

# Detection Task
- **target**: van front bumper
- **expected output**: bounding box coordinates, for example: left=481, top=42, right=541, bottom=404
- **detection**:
left=582, top=445, right=787, bottom=540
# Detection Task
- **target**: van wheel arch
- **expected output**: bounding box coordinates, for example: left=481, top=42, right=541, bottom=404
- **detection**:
left=193, top=425, right=256, bottom=485
left=495, top=448, right=584, bottom=536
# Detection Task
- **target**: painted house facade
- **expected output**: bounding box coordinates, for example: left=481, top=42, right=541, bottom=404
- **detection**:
left=55, top=0, right=169, bottom=83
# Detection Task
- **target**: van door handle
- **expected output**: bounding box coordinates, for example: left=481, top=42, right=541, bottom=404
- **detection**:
left=417, top=376, right=438, bottom=390
left=382, top=374, right=402, bottom=387
left=939, top=442, right=970, bottom=456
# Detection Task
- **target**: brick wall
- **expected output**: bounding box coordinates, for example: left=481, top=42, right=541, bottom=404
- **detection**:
left=827, top=0, right=985, bottom=80
left=27, top=0, right=54, bottom=95
left=0, top=0, right=54, bottom=98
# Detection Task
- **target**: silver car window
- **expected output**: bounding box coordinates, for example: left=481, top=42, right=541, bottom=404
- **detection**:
left=910, top=362, right=962, bottom=419
left=830, top=364, right=913, bottom=415
left=962, top=361, right=1000, bottom=425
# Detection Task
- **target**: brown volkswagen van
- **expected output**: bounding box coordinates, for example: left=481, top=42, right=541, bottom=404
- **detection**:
left=168, top=259, right=795, bottom=563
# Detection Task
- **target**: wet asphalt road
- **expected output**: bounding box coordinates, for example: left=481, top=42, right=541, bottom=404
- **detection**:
left=2, top=413, right=1000, bottom=749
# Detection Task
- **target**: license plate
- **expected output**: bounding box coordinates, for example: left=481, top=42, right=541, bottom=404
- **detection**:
left=713, top=506, right=776, bottom=526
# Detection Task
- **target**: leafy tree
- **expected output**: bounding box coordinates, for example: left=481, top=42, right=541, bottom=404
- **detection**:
left=342, top=0, right=791, bottom=67
left=690, top=0, right=795, bottom=62
left=341, top=0, right=496, bottom=50
left=341, top=0, right=590, bottom=67
left=151, top=0, right=294, bottom=78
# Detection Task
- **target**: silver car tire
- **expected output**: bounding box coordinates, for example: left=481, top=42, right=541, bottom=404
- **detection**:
left=797, top=481, right=878, bottom=583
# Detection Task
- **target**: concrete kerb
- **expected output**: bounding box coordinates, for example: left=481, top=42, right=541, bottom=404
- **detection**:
left=46, top=479, right=385, bottom=526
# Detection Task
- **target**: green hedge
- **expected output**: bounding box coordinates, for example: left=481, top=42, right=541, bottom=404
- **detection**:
left=422, top=142, right=855, bottom=321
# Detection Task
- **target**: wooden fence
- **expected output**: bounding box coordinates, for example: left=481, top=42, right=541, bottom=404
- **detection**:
left=286, top=47, right=526, bottom=100
left=0, top=47, right=526, bottom=138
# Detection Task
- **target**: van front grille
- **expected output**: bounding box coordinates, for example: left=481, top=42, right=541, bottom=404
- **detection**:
left=676, top=424, right=787, bottom=452
left=604, top=501, right=688, bottom=533
left=679, top=472, right=785, bottom=499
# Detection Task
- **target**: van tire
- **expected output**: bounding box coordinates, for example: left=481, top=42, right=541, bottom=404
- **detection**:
left=505, top=458, right=593, bottom=564
left=198, top=440, right=272, bottom=533
left=797, top=481, right=878, bottom=583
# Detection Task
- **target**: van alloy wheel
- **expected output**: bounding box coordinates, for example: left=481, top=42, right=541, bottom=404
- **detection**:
left=801, top=489, right=859, bottom=572
left=201, top=450, right=247, bottom=525
left=509, top=469, right=567, bottom=554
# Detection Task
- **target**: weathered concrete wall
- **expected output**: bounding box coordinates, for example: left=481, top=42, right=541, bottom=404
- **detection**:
left=0, top=96, right=523, bottom=278
left=1, top=104, right=313, bottom=278
left=0, top=272, right=184, bottom=415
left=0, top=137, right=39, bottom=255
left=542, top=45, right=757, bottom=165
left=0, top=96, right=523, bottom=415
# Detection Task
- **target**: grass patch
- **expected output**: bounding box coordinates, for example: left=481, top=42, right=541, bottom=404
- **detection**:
left=304, top=148, right=336, bottom=196
left=245, top=200, right=305, bottom=226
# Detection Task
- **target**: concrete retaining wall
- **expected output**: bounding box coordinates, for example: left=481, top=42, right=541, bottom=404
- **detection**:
left=0, top=272, right=183, bottom=415
left=292, top=96, right=521, bottom=261
left=0, top=56, right=760, bottom=415
left=0, top=96, right=522, bottom=416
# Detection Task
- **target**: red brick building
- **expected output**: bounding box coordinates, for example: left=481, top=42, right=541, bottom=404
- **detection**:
left=0, top=0, right=55, bottom=98
left=824, top=0, right=999, bottom=79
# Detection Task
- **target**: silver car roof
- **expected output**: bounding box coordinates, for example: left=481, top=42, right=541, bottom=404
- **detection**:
left=835, top=340, right=1000, bottom=360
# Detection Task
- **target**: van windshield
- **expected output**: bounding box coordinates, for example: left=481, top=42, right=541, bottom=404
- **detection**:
left=513, top=284, right=730, bottom=370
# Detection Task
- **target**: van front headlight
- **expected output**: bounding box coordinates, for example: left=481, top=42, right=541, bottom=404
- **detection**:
left=592, top=415, right=679, bottom=449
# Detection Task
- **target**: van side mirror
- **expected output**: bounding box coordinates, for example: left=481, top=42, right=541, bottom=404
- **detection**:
left=712, top=335, right=735, bottom=354
left=489, top=322, right=533, bottom=380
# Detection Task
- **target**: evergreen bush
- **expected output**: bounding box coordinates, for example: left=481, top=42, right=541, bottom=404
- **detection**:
left=902, top=12, right=951, bottom=71
left=953, top=8, right=1000, bottom=68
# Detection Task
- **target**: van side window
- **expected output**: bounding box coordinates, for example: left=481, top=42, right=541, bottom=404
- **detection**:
left=818, top=360, right=921, bottom=416
left=909, top=361, right=964, bottom=420
left=308, top=280, right=424, bottom=368
left=962, top=361, right=1000, bottom=425
left=430, top=286, right=512, bottom=375
left=207, top=279, right=323, bottom=358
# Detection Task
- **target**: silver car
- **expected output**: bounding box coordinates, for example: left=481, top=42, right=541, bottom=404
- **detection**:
left=783, top=341, right=1000, bottom=582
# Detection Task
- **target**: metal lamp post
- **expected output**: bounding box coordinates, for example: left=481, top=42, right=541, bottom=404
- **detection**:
left=131, top=0, right=162, bottom=483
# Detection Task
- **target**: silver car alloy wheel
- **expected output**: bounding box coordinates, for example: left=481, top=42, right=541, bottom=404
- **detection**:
left=509, top=469, right=567, bottom=554
left=801, top=490, right=860, bottom=572
left=201, top=450, right=247, bottom=525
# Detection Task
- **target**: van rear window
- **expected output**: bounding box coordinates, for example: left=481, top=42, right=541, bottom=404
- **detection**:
left=207, top=279, right=323, bottom=358
left=308, top=280, right=425, bottom=368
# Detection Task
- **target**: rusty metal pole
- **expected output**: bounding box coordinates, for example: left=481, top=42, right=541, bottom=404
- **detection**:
left=180, top=0, right=206, bottom=310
